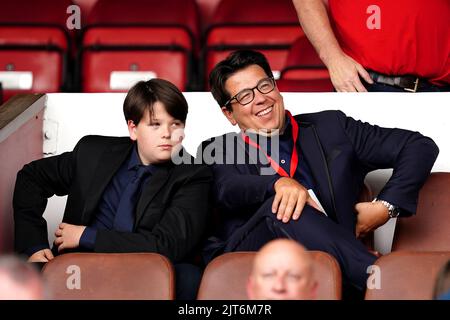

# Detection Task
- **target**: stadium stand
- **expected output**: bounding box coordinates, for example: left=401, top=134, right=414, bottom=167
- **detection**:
left=80, top=0, right=200, bottom=92
left=42, top=253, right=175, bottom=299
left=365, top=251, right=450, bottom=300
left=0, top=0, right=72, bottom=102
left=392, top=172, right=450, bottom=252
left=197, top=251, right=342, bottom=300
left=203, top=0, right=303, bottom=88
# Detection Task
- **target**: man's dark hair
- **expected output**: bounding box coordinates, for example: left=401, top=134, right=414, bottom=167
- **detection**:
left=123, top=78, right=188, bottom=124
left=209, top=50, right=274, bottom=109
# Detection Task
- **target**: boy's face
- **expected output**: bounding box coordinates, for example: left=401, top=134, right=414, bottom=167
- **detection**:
left=128, top=101, right=185, bottom=165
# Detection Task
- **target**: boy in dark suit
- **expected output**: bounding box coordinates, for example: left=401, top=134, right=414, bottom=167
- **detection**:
left=14, top=79, right=212, bottom=299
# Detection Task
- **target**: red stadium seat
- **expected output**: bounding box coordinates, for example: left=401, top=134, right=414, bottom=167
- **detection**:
left=204, top=0, right=303, bottom=87
left=196, top=0, right=221, bottom=31
left=0, top=0, right=72, bottom=102
left=277, top=78, right=334, bottom=92
left=73, top=0, right=99, bottom=24
left=278, top=35, right=333, bottom=92
left=81, top=0, right=199, bottom=92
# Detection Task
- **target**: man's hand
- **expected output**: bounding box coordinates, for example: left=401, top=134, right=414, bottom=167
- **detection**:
left=272, top=177, right=321, bottom=223
left=326, top=52, right=373, bottom=92
left=28, top=248, right=54, bottom=262
left=354, top=202, right=390, bottom=238
left=54, top=223, right=86, bottom=252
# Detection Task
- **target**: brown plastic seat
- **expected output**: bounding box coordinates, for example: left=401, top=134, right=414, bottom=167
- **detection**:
left=42, top=253, right=175, bottom=300
left=392, top=172, right=450, bottom=251
left=365, top=251, right=450, bottom=300
left=197, top=251, right=342, bottom=300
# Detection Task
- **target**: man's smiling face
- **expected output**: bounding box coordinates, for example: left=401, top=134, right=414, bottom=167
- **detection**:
left=221, top=65, right=285, bottom=133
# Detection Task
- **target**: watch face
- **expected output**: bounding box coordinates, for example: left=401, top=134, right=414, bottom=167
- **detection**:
left=390, top=207, right=400, bottom=218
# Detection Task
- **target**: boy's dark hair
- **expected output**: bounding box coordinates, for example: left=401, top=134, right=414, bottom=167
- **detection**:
left=123, top=78, right=188, bottom=124
left=209, top=50, right=274, bottom=110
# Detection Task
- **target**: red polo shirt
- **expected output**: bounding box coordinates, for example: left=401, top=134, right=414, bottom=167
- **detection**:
left=328, top=0, right=450, bottom=85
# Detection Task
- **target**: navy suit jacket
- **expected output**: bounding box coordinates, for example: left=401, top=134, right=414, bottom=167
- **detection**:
left=199, top=110, right=439, bottom=255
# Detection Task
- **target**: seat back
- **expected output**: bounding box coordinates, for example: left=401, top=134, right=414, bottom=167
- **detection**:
left=281, top=35, right=330, bottom=80
left=81, top=0, right=199, bottom=92
left=365, top=251, right=450, bottom=300
left=42, top=253, right=175, bottom=299
left=204, top=0, right=302, bottom=87
left=277, top=35, right=332, bottom=92
left=197, top=251, right=342, bottom=300
left=277, top=78, right=334, bottom=92
left=392, top=172, right=450, bottom=251
left=0, top=0, right=71, bottom=101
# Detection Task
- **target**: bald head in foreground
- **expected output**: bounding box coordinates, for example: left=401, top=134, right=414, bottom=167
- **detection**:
left=247, top=239, right=317, bottom=300
left=0, top=255, right=45, bottom=300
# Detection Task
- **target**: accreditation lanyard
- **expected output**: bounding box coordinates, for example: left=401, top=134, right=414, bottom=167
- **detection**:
left=241, top=111, right=299, bottom=177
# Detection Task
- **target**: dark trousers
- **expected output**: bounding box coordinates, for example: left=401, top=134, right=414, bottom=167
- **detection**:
left=224, top=197, right=377, bottom=291
left=174, top=263, right=202, bottom=300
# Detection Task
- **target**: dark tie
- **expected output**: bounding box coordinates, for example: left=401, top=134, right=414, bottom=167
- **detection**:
left=113, top=165, right=153, bottom=232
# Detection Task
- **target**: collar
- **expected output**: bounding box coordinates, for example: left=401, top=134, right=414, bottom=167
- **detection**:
left=127, top=143, right=157, bottom=174
left=127, top=144, right=142, bottom=170
left=280, top=113, right=292, bottom=137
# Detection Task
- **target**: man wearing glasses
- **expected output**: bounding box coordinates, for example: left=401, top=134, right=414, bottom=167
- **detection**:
left=200, top=50, right=438, bottom=295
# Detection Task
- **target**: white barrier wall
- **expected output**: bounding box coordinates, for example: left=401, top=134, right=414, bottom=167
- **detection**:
left=43, top=92, right=450, bottom=253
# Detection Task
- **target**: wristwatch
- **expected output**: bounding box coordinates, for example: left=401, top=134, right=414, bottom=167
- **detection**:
left=372, top=198, right=400, bottom=218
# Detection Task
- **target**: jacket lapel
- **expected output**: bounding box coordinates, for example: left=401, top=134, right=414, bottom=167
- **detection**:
left=134, top=163, right=172, bottom=227
left=298, top=122, right=338, bottom=220
left=81, top=142, right=133, bottom=224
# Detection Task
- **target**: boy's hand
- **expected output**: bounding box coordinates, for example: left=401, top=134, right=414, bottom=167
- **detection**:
left=28, top=249, right=54, bottom=262
left=54, top=223, right=86, bottom=252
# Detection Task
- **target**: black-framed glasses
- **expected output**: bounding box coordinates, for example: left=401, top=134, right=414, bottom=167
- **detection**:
left=225, top=77, right=275, bottom=107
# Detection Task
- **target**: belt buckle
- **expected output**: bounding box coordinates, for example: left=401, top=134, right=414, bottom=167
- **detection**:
left=404, top=78, right=419, bottom=93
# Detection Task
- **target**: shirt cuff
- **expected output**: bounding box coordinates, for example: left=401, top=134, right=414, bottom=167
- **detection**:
left=79, top=227, right=97, bottom=250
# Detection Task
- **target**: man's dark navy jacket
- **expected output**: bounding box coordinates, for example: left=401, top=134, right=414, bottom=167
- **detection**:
left=200, top=110, right=439, bottom=259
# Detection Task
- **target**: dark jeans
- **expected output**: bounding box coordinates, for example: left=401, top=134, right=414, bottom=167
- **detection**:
left=224, top=197, right=377, bottom=291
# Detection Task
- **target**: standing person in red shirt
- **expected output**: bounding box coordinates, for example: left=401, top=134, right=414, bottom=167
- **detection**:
left=292, top=0, right=450, bottom=92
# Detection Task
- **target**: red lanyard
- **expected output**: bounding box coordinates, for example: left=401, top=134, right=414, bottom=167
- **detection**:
left=241, top=111, right=299, bottom=177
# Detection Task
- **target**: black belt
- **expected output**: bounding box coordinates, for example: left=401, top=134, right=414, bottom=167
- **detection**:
left=368, top=71, right=424, bottom=92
